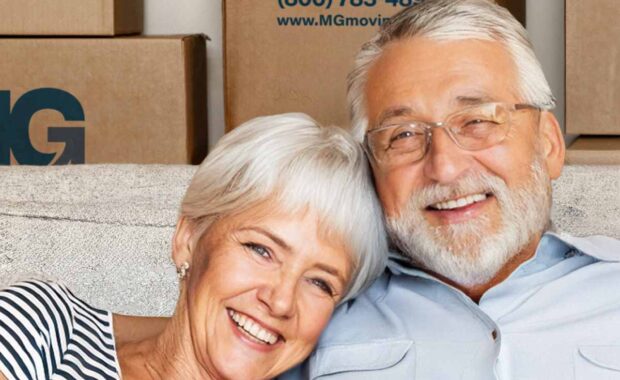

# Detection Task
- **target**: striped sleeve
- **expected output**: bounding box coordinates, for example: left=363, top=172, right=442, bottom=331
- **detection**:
left=0, top=280, right=74, bottom=380
left=59, top=286, right=119, bottom=379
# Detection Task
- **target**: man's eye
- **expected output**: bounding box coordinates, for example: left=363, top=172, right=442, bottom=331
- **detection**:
left=387, top=126, right=426, bottom=151
left=310, top=278, right=334, bottom=297
left=390, top=130, right=414, bottom=142
left=465, top=118, right=497, bottom=126
left=463, top=118, right=500, bottom=128
left=460, top=119, right=498, bottom=135
left=243, top=243, right=271, bottom=259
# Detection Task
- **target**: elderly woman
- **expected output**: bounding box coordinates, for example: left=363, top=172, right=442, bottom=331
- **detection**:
left=0, top=114, right=387, bottom=380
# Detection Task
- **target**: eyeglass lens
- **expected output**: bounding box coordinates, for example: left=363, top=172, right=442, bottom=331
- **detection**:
left=368, top=103, right=515, bottom=164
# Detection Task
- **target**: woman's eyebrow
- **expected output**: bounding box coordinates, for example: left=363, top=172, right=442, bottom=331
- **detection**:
left=239, top=226, right=291, bottom=251
left=239, top=226, right=346, bottom=284
left=315, top=263, right=346, bottom=285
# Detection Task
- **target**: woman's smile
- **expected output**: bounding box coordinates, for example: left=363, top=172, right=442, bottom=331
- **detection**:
left=227, top=308, right=283, bottom=349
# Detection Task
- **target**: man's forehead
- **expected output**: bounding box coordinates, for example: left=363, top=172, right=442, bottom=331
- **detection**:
left=365, top=37, right=520, bottom=124
left=376, top=92, right=500, bottom=125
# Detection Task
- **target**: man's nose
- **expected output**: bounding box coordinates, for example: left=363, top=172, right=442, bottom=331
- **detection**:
left=256, top=272, right=297, bottom=319
left=423, top=127, right=472, bottom=184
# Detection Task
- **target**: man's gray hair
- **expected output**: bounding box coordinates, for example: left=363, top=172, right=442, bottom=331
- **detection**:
left=181, top=113, right=387, bottom=302
left=348, top=0, right=556, bottom=141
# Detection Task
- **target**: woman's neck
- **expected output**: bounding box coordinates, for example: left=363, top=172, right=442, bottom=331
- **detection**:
left=117, top=301, right=217, bottom=380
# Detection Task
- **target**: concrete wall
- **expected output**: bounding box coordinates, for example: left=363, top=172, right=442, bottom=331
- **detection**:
left=526, top=0, right=570, bottom=143
left=144, top=0, right=567, bottom=148
left=143, top=0, right=224, bottom=150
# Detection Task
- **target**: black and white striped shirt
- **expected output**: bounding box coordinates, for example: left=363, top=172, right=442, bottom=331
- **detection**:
left=0, top=280, right=121, bottom=379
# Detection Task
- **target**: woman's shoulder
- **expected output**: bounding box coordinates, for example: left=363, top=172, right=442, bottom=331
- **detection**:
left=0, top=279, right=111, bottom=326
left=0, top=279, right=120, bottom=380
left=0, top=279, right=80, bottom=328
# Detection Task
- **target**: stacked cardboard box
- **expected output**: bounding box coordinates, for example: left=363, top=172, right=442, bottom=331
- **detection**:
left=224, top=0, right=525, bottom=132
left=0, top=0, right=143, bottom=36
left=565, top=0, right=620, bottom=164
left=0, top=0, right=208, bottom=165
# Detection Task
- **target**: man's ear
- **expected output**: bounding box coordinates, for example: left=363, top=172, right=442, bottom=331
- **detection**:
left=539, top=111, right=565, bottom=179
left=172, top=217, right=194, bottom=266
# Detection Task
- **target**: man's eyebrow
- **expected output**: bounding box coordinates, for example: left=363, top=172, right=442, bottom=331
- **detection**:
left=239, top=227, right=291, bottom=251
left=375, top=106, right=415, bottom=127
left=455, top=95, right=497, bottom=106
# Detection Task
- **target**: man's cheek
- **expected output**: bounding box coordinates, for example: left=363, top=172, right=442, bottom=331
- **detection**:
left=378, top=174, right=415, bottom=217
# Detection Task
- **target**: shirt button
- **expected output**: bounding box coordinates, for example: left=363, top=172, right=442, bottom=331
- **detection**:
left=564, top=249, right=578, bottom=258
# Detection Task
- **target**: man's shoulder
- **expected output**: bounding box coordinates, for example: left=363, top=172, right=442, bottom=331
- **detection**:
left=313, top=271, right=415, bottom=347
left=282, top=272, right=417, bottom=379
left=315, top=266, right=473, bottom=346
left=318, top=271, right=401, bottom=343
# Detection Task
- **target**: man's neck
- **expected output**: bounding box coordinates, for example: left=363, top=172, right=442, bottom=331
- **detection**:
left=432, top=234, right=543, bottom=303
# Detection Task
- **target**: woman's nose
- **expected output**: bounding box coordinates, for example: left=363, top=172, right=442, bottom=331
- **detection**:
left=256, top=273, right=297, bottom=319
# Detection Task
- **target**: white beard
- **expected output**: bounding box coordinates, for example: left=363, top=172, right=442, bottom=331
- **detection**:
left=386, top=157, right=552, bottom=287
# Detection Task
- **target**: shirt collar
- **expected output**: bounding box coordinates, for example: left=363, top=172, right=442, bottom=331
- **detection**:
left=387, top=231, right=620, bottom=278
left=546, top=231, right=620, bottom=262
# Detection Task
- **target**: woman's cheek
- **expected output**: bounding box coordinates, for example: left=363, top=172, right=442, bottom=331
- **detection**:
left=297, top=293, right=336, bottom=343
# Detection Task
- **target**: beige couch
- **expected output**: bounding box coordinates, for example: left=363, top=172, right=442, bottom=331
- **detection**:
left=1, top=164, right=619, bottom=316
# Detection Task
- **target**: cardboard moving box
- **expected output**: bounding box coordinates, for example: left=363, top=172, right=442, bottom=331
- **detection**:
left=566, top=137, right=620, bottom=165
left=0, top=35, right=207, bottom=165
left=0, top=0, right=143, bottom=36
left=224, top=0, right=524, bottom=131
left=566, top=0, right=620, bottom=135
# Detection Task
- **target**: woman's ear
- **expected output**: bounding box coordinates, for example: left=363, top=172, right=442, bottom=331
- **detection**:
left=172, top=217, right=194, bottom=266
left=539, top=111, right=565, bottom=179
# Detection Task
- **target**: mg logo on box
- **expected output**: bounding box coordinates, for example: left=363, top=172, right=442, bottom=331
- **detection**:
left=0, top=88, right=85, bottom=165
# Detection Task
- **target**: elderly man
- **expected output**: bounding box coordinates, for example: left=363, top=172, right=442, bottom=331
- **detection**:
left=283, top=0, right=620, bottom=379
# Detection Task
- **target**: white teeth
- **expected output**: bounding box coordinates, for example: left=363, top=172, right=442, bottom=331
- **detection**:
left=249, top=322, right=260, bottom=336
left=257, top=330, right=267, bottom=341
left=431, top=193, right=488, bottom=210
left=228, top=309, right=279, bottom=345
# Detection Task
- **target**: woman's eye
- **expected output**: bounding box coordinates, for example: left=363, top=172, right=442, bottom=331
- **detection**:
left=243, top=243, right=271, bottom=259
left=310, top=278, right=334, bottom=297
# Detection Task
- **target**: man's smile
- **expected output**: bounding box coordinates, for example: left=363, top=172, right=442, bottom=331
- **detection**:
left=424, top=192, right=496, bottom=225
left=428, top=192, right=489, bottom=211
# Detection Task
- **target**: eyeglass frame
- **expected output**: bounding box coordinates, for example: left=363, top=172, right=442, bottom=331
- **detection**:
left=363, top=102, right=541, bottom=165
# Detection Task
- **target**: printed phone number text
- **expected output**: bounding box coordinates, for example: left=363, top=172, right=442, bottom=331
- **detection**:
left=278, top=0, right=422, bottom=10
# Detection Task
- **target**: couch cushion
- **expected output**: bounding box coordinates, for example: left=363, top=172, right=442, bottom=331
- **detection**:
left=0, top=164, right=618, bottom=316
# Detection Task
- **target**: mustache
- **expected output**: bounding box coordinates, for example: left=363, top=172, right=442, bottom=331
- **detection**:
left=408, top=171, right=509, bottom=209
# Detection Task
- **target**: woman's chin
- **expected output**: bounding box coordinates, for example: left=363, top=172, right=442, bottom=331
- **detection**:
left=206, top=320, right=288, bottom=379
left=210, top=356, right=280, bottom=380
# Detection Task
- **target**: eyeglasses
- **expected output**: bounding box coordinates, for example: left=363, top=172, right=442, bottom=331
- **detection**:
left=364, top=102, right=540, bottom=165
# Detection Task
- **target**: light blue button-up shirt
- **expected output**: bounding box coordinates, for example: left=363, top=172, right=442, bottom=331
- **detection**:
left=282, top=232, right=620, bottom=379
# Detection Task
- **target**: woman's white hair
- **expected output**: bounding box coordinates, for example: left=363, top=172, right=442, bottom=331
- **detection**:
left=180, top=113, right=387, bottom=302
left=348, top=0, right=556, bottom=141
